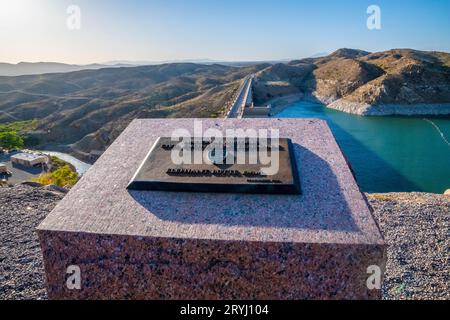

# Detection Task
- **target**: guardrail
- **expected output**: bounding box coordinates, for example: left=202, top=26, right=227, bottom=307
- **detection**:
left=238, top=76, right=254, bottom=119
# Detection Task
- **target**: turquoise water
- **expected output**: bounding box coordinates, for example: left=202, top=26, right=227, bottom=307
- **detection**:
left=277, top=101, right=450, bottom=193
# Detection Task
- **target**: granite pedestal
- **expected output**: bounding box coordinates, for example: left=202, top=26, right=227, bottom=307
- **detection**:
left=37, top=119, right=386, bottom=299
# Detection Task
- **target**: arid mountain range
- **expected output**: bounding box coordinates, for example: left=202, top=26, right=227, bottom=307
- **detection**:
left=0, top=59, right=279, bottom=77
left=0, top=48, right=449, bottom=158
left=253, top=48, right=450, bottom=115
left=0, top=63, right=267, bottom=159
left=0, top=62, right=137, bottom=77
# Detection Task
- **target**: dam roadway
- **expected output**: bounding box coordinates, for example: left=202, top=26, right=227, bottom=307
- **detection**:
left=227, top=75, right=254, bottom=118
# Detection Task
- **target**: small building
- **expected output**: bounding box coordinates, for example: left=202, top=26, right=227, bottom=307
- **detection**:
left=0, top=163, right=7, bottom=173
left=242, top=104, right=271, bottom=118
left=10, top=153, right=48, bottom=167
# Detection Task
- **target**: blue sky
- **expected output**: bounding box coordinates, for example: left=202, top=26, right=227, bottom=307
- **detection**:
left=1, top=0, right=449, bottom=63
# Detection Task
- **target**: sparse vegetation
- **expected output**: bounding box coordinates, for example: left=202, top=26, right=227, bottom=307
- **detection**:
left=0, top=131, right=24, bottom=150
left=0, top=120, right=39, bottom=148
left=0, top=120, right=38, bottom=133
left=48, top=155, right=74, bottom=172
left=33, top=155, right=78, bottom=188
left=33, top=165, right=78, bottom=188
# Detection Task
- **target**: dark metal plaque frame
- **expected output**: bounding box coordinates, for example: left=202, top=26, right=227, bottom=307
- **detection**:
left=127, top=137, right=301, bottom=195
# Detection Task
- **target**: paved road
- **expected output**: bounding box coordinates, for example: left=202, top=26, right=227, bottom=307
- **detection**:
left=227, top=75, right=253, bottom=118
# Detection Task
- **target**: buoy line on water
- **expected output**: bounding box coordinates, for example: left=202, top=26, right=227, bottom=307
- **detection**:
left=423, top=118, right=450, bottom=148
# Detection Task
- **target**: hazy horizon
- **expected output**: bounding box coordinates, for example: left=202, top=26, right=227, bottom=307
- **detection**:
left=3, top=47, right=450, bottom=66
left=0, top=57, right=292, bottom=65
left=1, top=0, right=450, bottom=64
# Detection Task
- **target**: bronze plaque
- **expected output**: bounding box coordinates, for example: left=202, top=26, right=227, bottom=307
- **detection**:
left=127, top=137, right=301, bottom=194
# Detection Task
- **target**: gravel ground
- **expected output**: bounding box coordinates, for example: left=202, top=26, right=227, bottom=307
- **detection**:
left=0, top=185, right=448, bottom=300
left=368, top=192, right=450, bottom=300
left=0, top=184, right=64, bottom=300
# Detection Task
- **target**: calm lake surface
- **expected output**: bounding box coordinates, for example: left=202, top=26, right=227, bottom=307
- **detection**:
left=277, top=101, right=450, bottom=193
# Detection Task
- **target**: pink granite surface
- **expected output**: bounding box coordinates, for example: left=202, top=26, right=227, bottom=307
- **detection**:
left=37, top=119, right=386, bottom=299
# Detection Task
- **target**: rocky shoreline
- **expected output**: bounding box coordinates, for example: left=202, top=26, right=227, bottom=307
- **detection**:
left=254, top=49, right=450, bottom=118
left=267, top=94, right=305, bottom=116
left=1, top=184, right=448, bottom=300
left=268, top=94, right=450, bottom=117
left=327, top=100, right=450, bottom=116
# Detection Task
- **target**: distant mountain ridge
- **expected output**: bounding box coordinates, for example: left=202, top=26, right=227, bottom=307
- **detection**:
left=0, top=59, right=286, bottom=77
left=253, top=48, right=450, bottom=115
left=0, top=62, right=268, bottom=159
left=1, top=48, right=449, bottom=158
left=0, top=62, right=135, bottom=77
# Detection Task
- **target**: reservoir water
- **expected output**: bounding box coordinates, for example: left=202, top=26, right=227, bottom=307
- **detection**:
left=277, top=101, right=450, bottom=193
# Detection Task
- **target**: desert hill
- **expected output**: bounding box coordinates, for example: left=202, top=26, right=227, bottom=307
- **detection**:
left=1, top=49, right=449, bottom=158
left=253, top=48, right=450, bottom=115
left=0, top=63, right=268, bottom=158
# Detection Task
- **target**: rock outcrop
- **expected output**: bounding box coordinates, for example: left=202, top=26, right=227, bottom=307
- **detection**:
left=254, top=48, right=450, bottom=116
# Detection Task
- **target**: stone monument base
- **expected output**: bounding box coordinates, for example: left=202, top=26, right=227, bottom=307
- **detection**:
left=38, top=119, right=386, bottom=299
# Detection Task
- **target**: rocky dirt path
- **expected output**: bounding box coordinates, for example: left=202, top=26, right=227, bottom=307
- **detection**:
left=368, top=192, right=449, bottom=300
left=0, top=184, right=65, bottom=300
